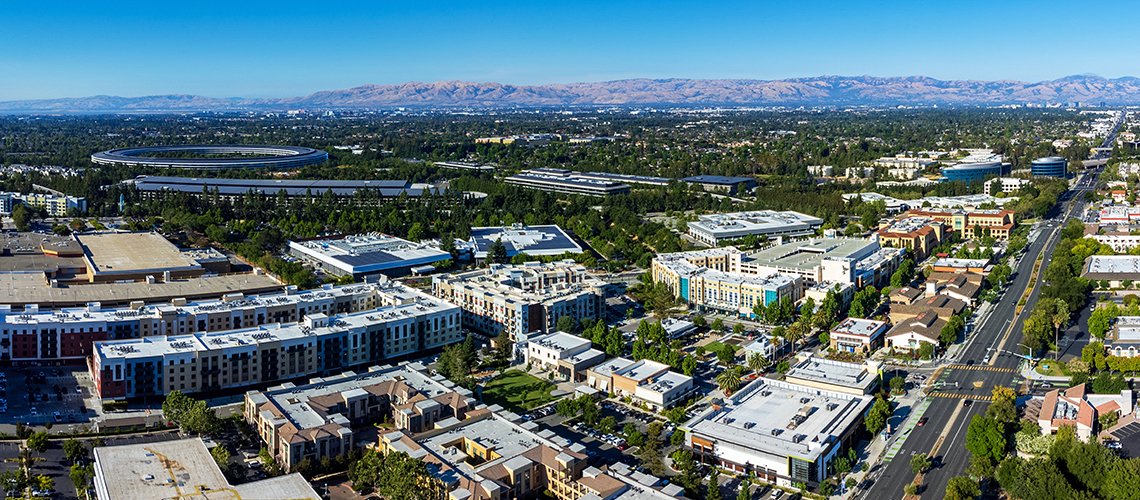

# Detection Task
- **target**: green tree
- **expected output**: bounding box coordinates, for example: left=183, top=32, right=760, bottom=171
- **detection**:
left=211, top=443, right=231, bottom=469
left=911, top=453, right=930, bottom=474
left=865, top=398, right=892, bottom=434
left=711, top=318, right=725, bottom=331
left=715, top=370, right=740, bottom=394
left=69, top=463, right=94, bottom=498
left=556, top=315, right=580, bottom=334
left=12, top=204, right=30, bottom=231
left=63, top=438, right=86, bottom=463
left=640, top=421, right=666, bottom=475
left=707, top=468, right=722, bottom=500
left=747, top=351, right=767, bottom=373
left=889, top=376, right=905, bottom=392
left=406, top=222, right=425, bottom=242
left=487, top=238, right=508, bottom=264
left=736, top=483, right=751, bottom=500
left=34, top=475, right=53, bottom=493
left=965, top=415, right=1006, bottom=467
left=494, top=328, right=513, bottom=362
left=599, top=416, right=616, bottom=433
left=682, top=355, right=698, bottom=376
left=627, top=429, right=645, bottom=448
left=944, top=476, right=979, bottom=500
left=27, top=431, right=50, bottom=453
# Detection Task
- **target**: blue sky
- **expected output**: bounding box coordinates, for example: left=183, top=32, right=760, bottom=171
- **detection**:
left=2, top=0, right=1138, bottom=100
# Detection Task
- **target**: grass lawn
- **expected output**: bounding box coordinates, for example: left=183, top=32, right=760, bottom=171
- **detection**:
left=1036, top=360, right=1069, bottom=377
left=482, top=370, right=558, bottom=413
left=704, top=341, right=726, bottom=353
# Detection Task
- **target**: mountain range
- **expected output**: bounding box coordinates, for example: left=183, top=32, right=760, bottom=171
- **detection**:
left=4, top=75, right=1140, bottom=112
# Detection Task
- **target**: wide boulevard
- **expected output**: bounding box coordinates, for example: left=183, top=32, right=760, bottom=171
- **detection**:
left=866, top=168, right=1099, bottom=499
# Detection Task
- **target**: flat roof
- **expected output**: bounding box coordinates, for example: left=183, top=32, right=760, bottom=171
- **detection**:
left=785, top=356, right=875, bottom=391
left=681, top=175, right=755, bottom=185
left=590, top=357, right=635, bottom=377
left=289, top=232, right=450, bottom=274
left=133, top=175, right=437, bottom=197
left=1085, top=255, right=1140, bottom=275
left=644, top=371, right=692, bottom=394
left=614, top=359, right=669, bottom=381
left=879, top=217, right=940, bottom=235
left=93, top=437, right=319, bottom=500
left=76, top=232, right=200, bottom=275
left=418, top=414, right=576, bottom=477
left=529, top=331, right=591, bottom=353
left=0, top=272, right=282, bottom=309
left=469, top=225, right=582, bottom=257
left=683, top=379, right=872, bottom=462
left=689, top=210, right=823, bottom=238
left=933, top=258, right=989, bottom=268
left=830, top=317, right=888, bottom=338
left=742, top=237, right=876, bottom=272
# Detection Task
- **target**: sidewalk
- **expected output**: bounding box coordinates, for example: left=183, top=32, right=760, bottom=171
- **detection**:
left=831, top=389, right=927, bottom=498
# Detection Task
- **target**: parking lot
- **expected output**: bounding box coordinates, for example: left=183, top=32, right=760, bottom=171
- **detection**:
left=0, top=366, right=99, bottom=429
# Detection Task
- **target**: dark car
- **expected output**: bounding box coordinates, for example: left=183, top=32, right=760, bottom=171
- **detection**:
left=966, top=359, right=975, bottom=366
left=963, top=399, right=973, bottom=407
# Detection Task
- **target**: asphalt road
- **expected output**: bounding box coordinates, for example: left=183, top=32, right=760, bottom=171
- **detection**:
left=868, top=171, right=1097, bottom=499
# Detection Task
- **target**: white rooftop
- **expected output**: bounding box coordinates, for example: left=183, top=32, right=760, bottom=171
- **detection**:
left=529, top=331, right=591, bottom=353
left=689, top=210, right=823, bottom=237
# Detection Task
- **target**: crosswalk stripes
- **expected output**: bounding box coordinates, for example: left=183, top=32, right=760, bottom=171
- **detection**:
left=929, top=392, right=993, bottom=401
left=946, top=365, right=1016, bottom=373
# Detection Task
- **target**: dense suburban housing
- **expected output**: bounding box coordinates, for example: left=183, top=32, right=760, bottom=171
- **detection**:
left=432, top=261, right=607, bottom=345
left=92, top=281, right=461, bottom=400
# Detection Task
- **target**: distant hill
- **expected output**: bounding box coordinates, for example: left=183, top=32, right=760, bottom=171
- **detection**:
left=4, top=75, right=1140, bottom=112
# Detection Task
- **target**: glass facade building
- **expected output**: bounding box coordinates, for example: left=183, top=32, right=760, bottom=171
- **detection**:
left=940, top=161, right=1009, bottom=184
left=1031, top=156, right=1068, bottom=178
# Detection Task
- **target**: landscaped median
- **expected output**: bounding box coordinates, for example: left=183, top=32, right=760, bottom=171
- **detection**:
left=481, top=369, right=558, bottom=413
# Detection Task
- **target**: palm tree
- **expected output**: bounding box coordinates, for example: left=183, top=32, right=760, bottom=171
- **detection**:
left=1052, top=299, right=1070, bottom=360
left=716, top=370, right=741, bottom=395
left=747, top=352, right=767, bottom=373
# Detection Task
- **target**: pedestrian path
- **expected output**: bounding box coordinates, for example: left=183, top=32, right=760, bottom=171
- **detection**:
left=928, top=392, right=993, bottom=401
left=946, top=365, right=1016, bottom=372
left=882, top=397, right=932, bottom=463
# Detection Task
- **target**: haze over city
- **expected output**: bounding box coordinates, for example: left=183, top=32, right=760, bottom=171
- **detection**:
left=4, top=0, right=1140, bottom=100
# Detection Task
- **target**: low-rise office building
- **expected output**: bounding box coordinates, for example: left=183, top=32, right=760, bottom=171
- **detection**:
left=680, top=175, right=757, bottom=195
left=288, top=232, right=452, bottom=279
left=984, top=177, right=1032, bottom=195
left=506, top=168, right=632, bottom=197
left=687, top=211, right=823, bottom=245
left=1081, top=255, right=1140, bottom=287
left=931, top=257, right=991, bottom=274
left=93, top=438, right=320, bottom=500
left=611, top=358, right=695, bottom=410
left=432, top=260, right=606, bottom=344
left=875, top=217, right=948, bottom=261
left=828, top=318, right=889, bottom=355
left=468, top=224, right=583, bottom=262
left=1106, top=316, right=1140, bottom=358
left=682, top=378, right=872, bottom=488
left=783, top=355, right=880, bottom=395
left=940, top=161, right=1010, bottom=184
left=132, top=175, right=446, bottom=204
left=904, top=208, right=1016, bottom=240
left=1037, top=384, right=1133, bottom=441
left=525, top=331, right=604, bottom=382
left=884, top=310, right=946, bottom=351
left=92, top=281, right=462, bottom=400
left=244, top=363, right=477, bottom=472
left=585, top=357, right=635, bottom=394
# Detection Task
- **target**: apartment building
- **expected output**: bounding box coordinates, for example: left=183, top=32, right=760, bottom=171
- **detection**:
left=0, top=282, right=384, bottom=365
left=875, top=217, right=948, bottom=261
left=92, top=281, right=462, bottom=400
left=244, top=363, right=477, bottom=472
left=432, top=260, right=606, bottom=343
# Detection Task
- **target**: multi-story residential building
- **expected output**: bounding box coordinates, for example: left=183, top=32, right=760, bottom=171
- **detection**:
left=244, top=363, right=478, bottom=472
left=0, top=282, right=385, bottom=365
left=432, top=260, right=606, bottom=344
left=687, top=210, right=823, bottom=246
left=92, top=281, right=462, bottom=400
left=1037, top=384, right=1133, bottom=441
left=93, top=438, right=320, bottom=500
left=378, top=407, right=691, bottom=500
left=651, top=248, right=802, bottom=317
left=1106, top=316, right=1140, bottom=358
left=651, top=241, right=903, bottom=318
left=21, top=192, right=86, bottom=216
left=682, top=378, right=872, bottom=488
left=875, top=217, right=948, bottom=261
left=903, top=208, right=1016, bottom=240
left=525, top=331, right=604, bottom=382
